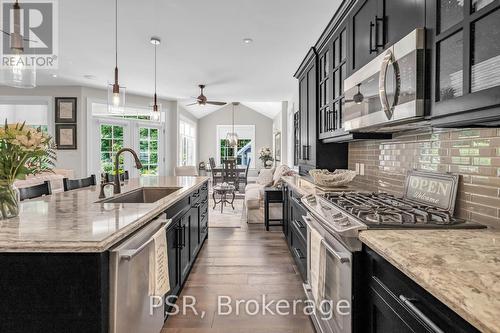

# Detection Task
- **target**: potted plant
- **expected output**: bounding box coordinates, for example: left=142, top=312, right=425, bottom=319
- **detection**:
left=258, top=147, right=274, bottom=168
left=0, top=122, right=56, bottom=219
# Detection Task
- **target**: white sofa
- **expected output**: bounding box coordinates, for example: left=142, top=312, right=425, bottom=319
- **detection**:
left=244, top=165, right=291, bottom=224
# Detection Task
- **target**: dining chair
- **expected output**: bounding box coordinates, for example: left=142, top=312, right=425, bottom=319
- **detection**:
left=63, top=175, right=97, bottom=191
left=174, top=166, right=198, bottom=176
left=19, top=181, right=52, bottom=201
left=103, top=170, right=129, bottom=183
left=209, top=157, right=223, bottom=186
left=239, top=158, right=251, bottom=189
left=222, top=159, right=240, bottom=191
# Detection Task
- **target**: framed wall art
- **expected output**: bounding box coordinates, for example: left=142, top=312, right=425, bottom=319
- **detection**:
left=55, top=124, right=77, bottom=150
left=55, top=97, right=77, bottom=123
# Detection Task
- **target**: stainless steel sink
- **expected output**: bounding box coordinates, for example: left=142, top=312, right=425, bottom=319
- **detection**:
left=96, top=187, right=181, bottom=204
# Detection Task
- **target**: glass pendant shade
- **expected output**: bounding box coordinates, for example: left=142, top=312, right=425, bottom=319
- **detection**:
left=149, top=96, right=162, bottom=122
left=226, top=132, right=239, bottom=147
left=107, top=82, right=126, bottom=114
left=2, top=1, right=36, bottom=88
left=3, top=53, right=36, bottom=88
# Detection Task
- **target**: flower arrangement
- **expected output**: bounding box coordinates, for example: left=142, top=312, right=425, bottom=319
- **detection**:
left=0, top=121, right=56, bottom=219
left=258, top=147, right=274, bottom=168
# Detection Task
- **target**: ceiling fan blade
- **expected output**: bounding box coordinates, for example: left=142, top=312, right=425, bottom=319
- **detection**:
left=206, top=101, right=227, bottom=106
left=186, top=102, right=199, bottom=106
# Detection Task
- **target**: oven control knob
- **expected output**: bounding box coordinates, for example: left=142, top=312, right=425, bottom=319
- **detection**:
left=332, top=213, right=350, bottom=226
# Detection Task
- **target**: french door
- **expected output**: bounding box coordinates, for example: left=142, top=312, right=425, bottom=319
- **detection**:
left=90, top=118, right=165, bottom=180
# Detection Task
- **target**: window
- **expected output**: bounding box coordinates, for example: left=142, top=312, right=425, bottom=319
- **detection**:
left=139, top=127, right=159, bottom=175
left=0, top=103, right=49, bottom=132
left=220, top=138, right=252, bottom=165
left=100, top=124, right=124, bottom=174
left=216, top=125, right=255, bottom=168
left=179, top=118, right=196, bottom=166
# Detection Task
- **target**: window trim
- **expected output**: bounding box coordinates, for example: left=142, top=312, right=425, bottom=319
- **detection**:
left=178, top=116, right=197, bottom=167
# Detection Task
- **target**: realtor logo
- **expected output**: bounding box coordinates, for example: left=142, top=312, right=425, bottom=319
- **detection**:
left=1, top=0, right=58, bottom=68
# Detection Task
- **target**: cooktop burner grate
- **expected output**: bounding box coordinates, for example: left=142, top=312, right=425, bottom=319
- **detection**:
left=322, top=192, right=463, bottom=226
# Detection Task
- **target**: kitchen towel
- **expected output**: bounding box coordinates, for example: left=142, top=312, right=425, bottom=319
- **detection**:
left=309, top=223, right=326, bottom=307
left=149, top=223, right=170, bottom=297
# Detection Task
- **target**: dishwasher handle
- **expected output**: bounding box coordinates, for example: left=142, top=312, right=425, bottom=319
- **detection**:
left=120, top=218, right=171, bottom=261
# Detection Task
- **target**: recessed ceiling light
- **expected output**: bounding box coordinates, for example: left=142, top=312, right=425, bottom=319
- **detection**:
left=243, top=38, right=253, bottom=44
left=51, top=74, right=57, bottom=78
left=150, top=36, right=161, bottom=45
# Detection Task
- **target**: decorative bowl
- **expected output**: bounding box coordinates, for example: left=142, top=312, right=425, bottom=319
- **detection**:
left=308, top=169, right=357, bottom=187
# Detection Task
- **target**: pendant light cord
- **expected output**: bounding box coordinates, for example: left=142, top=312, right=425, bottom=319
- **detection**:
left=154, top=44, right=157, bottom=94
left=115, top=0, right=118, bottom=67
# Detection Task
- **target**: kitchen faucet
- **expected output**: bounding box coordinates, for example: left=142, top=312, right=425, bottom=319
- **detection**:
left=114, top=148, right=143, bottom=194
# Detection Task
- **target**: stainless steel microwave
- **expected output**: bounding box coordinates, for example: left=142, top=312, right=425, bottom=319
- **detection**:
left=343, top=29, right=425, bottom=132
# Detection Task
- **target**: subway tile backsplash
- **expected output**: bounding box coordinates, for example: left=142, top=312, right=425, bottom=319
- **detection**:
left=348, top=128, right=500, bottom=228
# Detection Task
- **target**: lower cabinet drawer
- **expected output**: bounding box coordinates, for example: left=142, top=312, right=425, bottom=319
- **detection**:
left=290, top=227, right=307, bottom=281
left=364, top=247, right=480, bottom=333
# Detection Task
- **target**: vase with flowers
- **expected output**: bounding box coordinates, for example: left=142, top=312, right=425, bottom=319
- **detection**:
left=0, top=121, right=56, bottom=219
left=258, top=147, right=274, bottom=168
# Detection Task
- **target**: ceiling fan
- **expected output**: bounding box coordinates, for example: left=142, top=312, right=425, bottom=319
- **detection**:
left=186, top=84, right=226, bottom=106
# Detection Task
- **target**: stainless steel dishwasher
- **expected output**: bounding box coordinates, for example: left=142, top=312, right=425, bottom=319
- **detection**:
left=109, top=216, right=171, bottom=333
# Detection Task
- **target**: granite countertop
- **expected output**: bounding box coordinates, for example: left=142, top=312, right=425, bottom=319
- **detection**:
left=0, top=176, right=209, bottom=253
left=282, top=175, right=500, bottom=332
left=360, top=229, right=500, bottom=333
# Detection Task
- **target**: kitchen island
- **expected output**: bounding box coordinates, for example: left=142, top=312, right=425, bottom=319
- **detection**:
left=0, top=176, right=209, bottom=333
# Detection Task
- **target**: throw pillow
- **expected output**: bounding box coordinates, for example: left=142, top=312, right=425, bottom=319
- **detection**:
left=257, top=168, right=274, bottom=186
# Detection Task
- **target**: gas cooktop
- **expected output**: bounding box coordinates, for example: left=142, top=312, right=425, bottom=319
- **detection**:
left=319, top=192, right=485, bottom=230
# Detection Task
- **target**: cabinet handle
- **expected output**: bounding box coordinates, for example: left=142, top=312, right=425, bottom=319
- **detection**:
left=182, top=225, right=186, bottom=248
left=293, top=247, right=305, bottom=259
left=176, top=226, right=183, bottom=249
left=369, top=21, right=376, bottom=53
left=293, top=219, right=305, bottom=230
left=399, top=295, right=444, bottom=333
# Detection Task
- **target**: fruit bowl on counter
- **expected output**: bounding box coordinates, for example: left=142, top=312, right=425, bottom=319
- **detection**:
left=309, top=169, right=357, bottom=188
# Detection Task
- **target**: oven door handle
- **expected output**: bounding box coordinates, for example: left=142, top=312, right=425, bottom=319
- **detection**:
left=302, top=215, right=350, bottom=264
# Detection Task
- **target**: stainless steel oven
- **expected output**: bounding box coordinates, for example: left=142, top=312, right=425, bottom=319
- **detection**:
left=343, top=28, right=426, bottom=132
left=302, top=213, right=353, bottom=333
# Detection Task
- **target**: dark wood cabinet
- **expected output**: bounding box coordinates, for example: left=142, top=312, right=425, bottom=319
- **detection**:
left=430, top=1, right=500, bottom=126
left=293, top=111, right=300, bottom=166
left=363, top=246, right=480, bottom=333
left=178, top=214, right=190, bottom=284
left=282, top=185, right=307, bottom=281
left=296, top=48, right=317, bottom=169
left=351, top=0, right=380, bottom=71
left=350, top=0, right=425, bottom=72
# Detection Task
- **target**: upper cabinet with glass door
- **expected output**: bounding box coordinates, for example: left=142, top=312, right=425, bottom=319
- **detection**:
left=432, top=0, right=500, bottom=126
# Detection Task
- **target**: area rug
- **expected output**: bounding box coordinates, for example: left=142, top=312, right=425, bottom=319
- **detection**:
left=208, top=198, right=244, bottom=228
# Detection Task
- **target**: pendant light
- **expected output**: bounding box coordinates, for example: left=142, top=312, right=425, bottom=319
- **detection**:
left=150, top=37, right=161, bottom=122
left=107, top=0, right=126, bottom=113
left=3, top=0, right=36, bottom=88
left=226, top=102, right=239, bottom=148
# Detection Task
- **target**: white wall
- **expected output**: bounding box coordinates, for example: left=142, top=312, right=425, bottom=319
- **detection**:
left=198, top=103, right=273, bottom=176
left=0, top=86, right=86, bottom=176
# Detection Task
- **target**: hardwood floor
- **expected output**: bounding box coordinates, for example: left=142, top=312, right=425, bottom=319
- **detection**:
left=162, top=200, right=315, bottom=333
